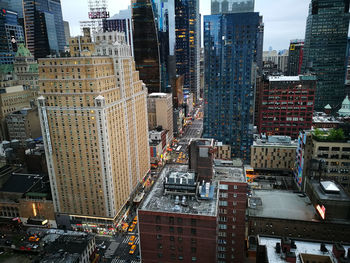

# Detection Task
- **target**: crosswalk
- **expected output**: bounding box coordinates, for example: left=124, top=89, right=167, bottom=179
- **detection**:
left=122, top=235, right=140, bottom=245
left=111, top=259, right=139, bottom=263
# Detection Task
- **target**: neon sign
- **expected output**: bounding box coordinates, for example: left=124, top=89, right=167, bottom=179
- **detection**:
left=316, top=204, right=326, bottom=219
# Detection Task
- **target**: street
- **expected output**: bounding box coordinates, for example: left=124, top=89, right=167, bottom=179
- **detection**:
left=168, top=105, right=203, bottom=165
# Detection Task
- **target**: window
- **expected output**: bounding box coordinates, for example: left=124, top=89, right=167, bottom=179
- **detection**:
left=157, top=253, right=163, bottom=258
left=169, top=217, right=174, bottom=224
left=169, top=226, right=174, bottom=232
left=191, top=219, right=197, bottom=226
left=191, top=247, right=196, bottom=253
left=192, top=257, right=197, bottom=261
left=219, top=224, right=227, bottom=230
left=178, top=227, right=183, bottom=233
left=219, top=201, right=228, bottom=206
left=191, top=238, right=197, bottom=244
left=234, top=185, right=238, bottom=189
left=178, top=256, right=184, bottom=260
left=219, top=184, right=228, bottom=190
left=170, top=236, right=174, bottom=241
left=191, top=228, right=197, bottom=235
left=156, top=234, right=162, bottom=240
left=156, top=225, right=161, bottom=231
left=158, top=244, right=162, bottom=249
left=156, top=216, right=161, bottom=223
left=177, top=218, right=183, bottom=223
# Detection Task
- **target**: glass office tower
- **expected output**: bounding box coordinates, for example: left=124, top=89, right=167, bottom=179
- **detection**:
left=0, top=8, right=24, bottom=64
left=211, top=0, right=254, bottom=14
left=175, top=0, right=200, bottom=101
left=132, top=0, right=161, bottom=93
left=203, top=12, right=260, bottom=162
left=302, top=0, right=350, bottom=110
left=23, top=0, right=65, bottom=58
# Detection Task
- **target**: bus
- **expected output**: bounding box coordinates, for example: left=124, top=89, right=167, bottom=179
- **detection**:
left=176, top=146, right=182, bottom=153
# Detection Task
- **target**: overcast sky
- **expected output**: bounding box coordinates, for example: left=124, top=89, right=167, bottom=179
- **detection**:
left=61, top=0, right=310, bottom=51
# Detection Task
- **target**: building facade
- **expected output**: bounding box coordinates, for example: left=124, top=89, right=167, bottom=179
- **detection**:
left=257, top=75, right=316, bottom=139
left=132, top=0, right=161, bottom=93
left=203, top=12, right=260, bottom=162
left=23, top=0, right=65, bottom=58
left=0, top=8, right=25, bottom=64
left=211, top=0, right=255, bottom=14
left=294, top=130, right=350, bottom=194
left=287, top=39, right=304, bottom=76
left=0, top=85, right=35, bottom=140
left=37, top=36, right=150, bottom=228
left=69, top=28, right=95, bottom=57
left=147, top=93, right=174, bottom=138
left=6, top=107, right=41, bottom=144
left=301, top=0, right=350, bottom=110
left=175, top=0, right=200, bottom=101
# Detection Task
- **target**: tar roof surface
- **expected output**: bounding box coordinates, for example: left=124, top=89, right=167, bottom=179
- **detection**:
left=259, top=236, right=350, bottom=263
left=248, top=190, right=317, bottom=221
left=140, top=165, right=218, bottom=217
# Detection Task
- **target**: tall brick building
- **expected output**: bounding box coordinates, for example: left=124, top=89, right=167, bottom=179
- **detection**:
left=138, top=161, right=247, bottom=263
left=257, top=75, right=316, bottom=139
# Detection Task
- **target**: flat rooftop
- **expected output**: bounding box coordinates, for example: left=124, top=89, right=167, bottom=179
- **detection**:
left=213, top=159, right=246, bottom=183
left=311, top=180, right=350, bottom=202
left=259, top=236, right=350, bottom=263
left=248, top=190, right=317, bottom=221
left=140, top=165, right=218, bottom=217
left=0, top=173, right=43, bottom=193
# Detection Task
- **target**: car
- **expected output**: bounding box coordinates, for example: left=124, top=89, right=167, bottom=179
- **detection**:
left=128, top=223, right=136, bottom=232
left=133, top=216, right=138, bottom=225
left=128, top=235, right=136, bottom=245
left=122, top=223, right=129, bottom=231
left=129, top=244, right=137, bottom=254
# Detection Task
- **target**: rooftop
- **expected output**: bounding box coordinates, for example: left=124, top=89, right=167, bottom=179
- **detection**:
left=0, top=173, right=43, bottom=194
left=253, top=135, right=297, bottom=147
left=213, top=159, right=246, bottom=183
left=313, top=112, right=341, bottom=123
left=269, top=75, right=316, bottom=82
left=41, top=233, right=94, bottom=263
left=310, top=180, right=350, bottom=202
left=248, top=190, right=317, bottom=221
left=148, top=92, right=170, bottom=98
left=140, top=165, right=218, bottom=217
left=258, top=236, right=350, bottom=263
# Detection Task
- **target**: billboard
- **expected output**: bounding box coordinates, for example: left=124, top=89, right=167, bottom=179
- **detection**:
left=88, top=10, right=110, bottom=19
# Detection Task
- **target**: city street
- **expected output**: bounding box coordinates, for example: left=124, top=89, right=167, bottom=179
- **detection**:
left=168, top=105, right=203, bottom=165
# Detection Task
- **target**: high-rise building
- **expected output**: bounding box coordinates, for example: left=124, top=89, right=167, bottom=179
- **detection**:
left=153, top=0, right=176, bottom=93
left=175, top=0, right=200, bottom=101
left=287, top=39, right=304, bottom=76
left=257, top=75, right=316, bottom=139
left=147, top=93, right=174, bottom=139
left=211, top=0, right=255, bottom=14
left=23, top=0, right=65, bottom=58
left=132, top=0, right=161, bottom=93
left=203, top=12, right=261, bottom=162
left=138, top=161, right=247, bottom=263
left=69, top=28, right=95, bottom=57
left=37, top=32, right=150, bottom=229
left=302, top=0, right=350, bottom=110
left=0, top=85, right=35, bottom=140
left=13, top=44, right=39, bottom=92
left=103, top=6, right=133, bottom=56
left=63, top=21, right=70, bottom=46
left=0, top=8, right=25, bottom=64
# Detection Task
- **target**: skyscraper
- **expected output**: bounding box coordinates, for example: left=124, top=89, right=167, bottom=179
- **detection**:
left=37, top=32, right=150, bottom=229
left=287, top=39, right=304, bottom=76
left=302, top=0, right=350, bottom=110
left=0, top=8, right=25, bottom=64
left=211, top=0, right=254, bottom=14
left=203, top=8, right=260, bottom=162
left=132, top=0, right=161, bottom=93
left=23, top=0, right=65, bottom=58
left=175, top=0, right=201, bottom=101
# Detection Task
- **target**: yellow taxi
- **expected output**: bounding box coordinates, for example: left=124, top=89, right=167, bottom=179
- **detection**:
left=133, top=216, right=138, bottom=225
left=128, top=223, right=136, bottom=232
left=128, top=235, right=136, bottom=245
left=129, top=244, right=137, bottom=254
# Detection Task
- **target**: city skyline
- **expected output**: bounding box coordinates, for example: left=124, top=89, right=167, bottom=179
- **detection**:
left=61, top=0, right=310, bottom=51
